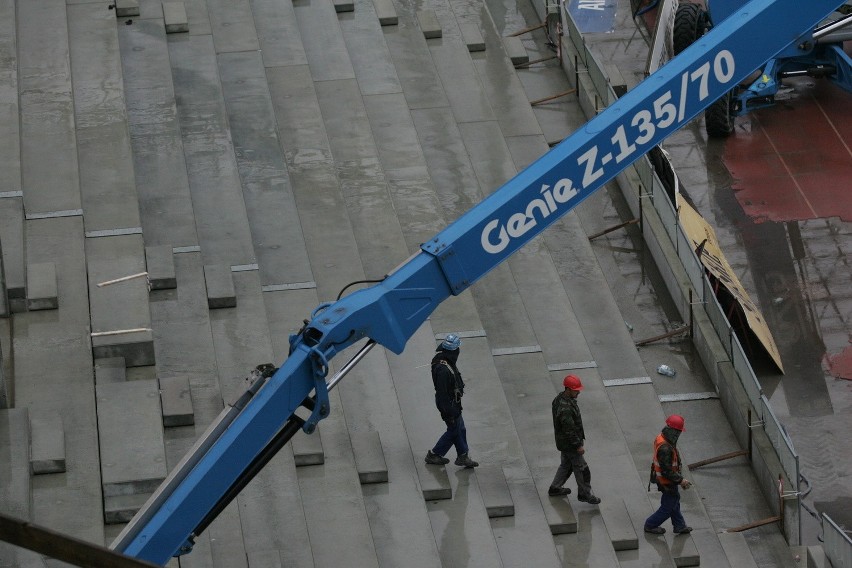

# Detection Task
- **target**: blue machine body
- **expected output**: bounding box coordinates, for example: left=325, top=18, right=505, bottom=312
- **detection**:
left=703, top=0, right=852, bottom=116
left=110, top=0, right=845, bottom=564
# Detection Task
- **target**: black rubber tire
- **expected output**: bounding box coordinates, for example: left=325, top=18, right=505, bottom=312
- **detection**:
left=705, top=91, right=735, bottom=138
left=673, top=3, right=707, bottom=55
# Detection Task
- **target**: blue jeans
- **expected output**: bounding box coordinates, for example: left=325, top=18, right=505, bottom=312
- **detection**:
left=432, top=414, right=469, bottom=457
left=645, top=485, right=687, bottom=530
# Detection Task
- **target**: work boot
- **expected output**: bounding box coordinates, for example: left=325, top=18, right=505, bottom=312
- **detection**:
left=425, top=450, right=449, bottom=465
left=644, top=526, right=666, bottom=535
left=454, top=453, right=479, bottom=468
left=548, top=486, right=571, bottom=496
left=673, top=526, right=693, bottom=534
left=577, top=493, right=601, bottom=504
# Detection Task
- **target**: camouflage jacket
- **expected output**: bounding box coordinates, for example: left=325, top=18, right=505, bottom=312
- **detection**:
left=552, top=391, right=585, bottom=452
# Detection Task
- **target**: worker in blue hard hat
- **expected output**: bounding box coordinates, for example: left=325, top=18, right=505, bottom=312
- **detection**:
left=425, top=333, right=479, bottom=468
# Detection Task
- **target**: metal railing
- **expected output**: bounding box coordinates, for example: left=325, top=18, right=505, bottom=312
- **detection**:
left=555, top=0, right=852, bottom=557
left=556, top=0, right=805, bottom=540
left=824, top=514, right=852, bottom=568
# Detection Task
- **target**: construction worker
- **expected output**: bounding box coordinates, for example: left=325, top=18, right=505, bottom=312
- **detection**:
left=548, top=374, right=601, bottom=504
left=425, top=334, right=479, bottom=468
left=644, top=414, right=693, bottom=534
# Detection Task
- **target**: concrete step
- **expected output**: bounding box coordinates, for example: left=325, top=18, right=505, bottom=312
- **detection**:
left=96, top=379, right=166, bottom=499
left=459, top=22, right=485, bottom=52
left=536, top=477, right=577, bottom=534
left=350, top=430, right=388, bottom=484
left=119, top=17, right=199, bottom=249
left=0, top=7, right=22, bottom=309
left=0, top=319, right=11, bottom=408
left=158, top=375, right=194, bottom=427
left=668, top=532, right=700, bottom=567
left=104, top=492, right=150, bottom=525
left=0, top=409, right=32, bottom=518
left=114, top=0, right=140, bottom=17
left=0, top=196, right=25, bottom=313
left=291, top=426, right=325, bottom=466
left=29, top=411, right=66, bottom=474
left=807, top=545, right=828, bottom=567
left=204, top=264, right=237, bottom=309
left=475, top=465, right=515, bottom=518
left=0, top=410, right=40, bottom=566
left=70, top=2, right=141, bottom=235
left=162, top=2, right=189, bottom=33
left=26, top=262, right=58, bottom=311
left=503, top=36, right=529, bottom=65
left=145, top=245, right=176, bottom=290
left=372, top=0, right=397, bottom=26
left=718, top=532, right=758, bottom=568
left=88, top=235, right=154, bottom=367
left=599, top=498, right=638, bottom=551
left=95, top=357, right=126, bottom=384
left=333, top=0, right=354, bottom=14
left=416, top=10, right=441, bottom=39
left=415, top=459, right=452, bottom=501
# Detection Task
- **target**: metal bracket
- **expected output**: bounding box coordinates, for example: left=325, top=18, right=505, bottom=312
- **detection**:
left=304, top=347, right=331, bottom=434
left=422, top=239, right=471, bottom=295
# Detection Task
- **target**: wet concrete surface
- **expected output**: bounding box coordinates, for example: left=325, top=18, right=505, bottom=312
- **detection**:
left=589, top=14, right=852, bottom=543
left=683, top=117, right=851, bottom=545
left=1, top=0, right=847, bottom=564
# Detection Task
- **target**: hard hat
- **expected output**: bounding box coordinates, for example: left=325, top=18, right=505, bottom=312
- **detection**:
left=439, top=333, right=461, bottom=351
left=665, top=414, right=685, bottom=431
left=563, top=374, right=583, bottom=391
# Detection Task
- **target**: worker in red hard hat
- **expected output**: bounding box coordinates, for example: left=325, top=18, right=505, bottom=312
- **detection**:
left=644, top=414, right=693, bottom=535
left=547, top=375, right=601, bottom=504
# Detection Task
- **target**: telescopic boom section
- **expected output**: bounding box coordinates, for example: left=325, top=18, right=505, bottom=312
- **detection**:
left=113, top=0, right=844, bottom=564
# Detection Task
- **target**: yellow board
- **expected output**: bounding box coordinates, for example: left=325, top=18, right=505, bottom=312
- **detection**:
left=678, top=199, right=784, bottom=373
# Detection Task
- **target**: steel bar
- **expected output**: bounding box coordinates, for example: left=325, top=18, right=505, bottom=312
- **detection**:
left=326, top=340, right=377, bottom=391
left=588, top=218, right=639, bottom=240
left=0, top=512, right=158, bottom=568
left=507, top=22, right=545, bottom=36
left=530, top=88, right=577, bottom=106
left=687, top=449, right=748, bottom=470
left=634, top=325, right=690, bottom=346
left=726, top=516, right=782, bottom=533
left=97, top=272, right=148, bottom=287
left=514, top=55, right=557, bottom=69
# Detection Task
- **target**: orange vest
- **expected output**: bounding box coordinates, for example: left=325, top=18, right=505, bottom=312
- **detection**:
left=652, top=433, right=680, bottom=486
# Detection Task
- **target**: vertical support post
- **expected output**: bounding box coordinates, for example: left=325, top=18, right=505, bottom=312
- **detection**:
left=779, top=474, right=785, bottom=536
left=557, top=24, right=562, bottom=65
left=688, top=289, right=693, bottom=338
left=747, top=408, right=753, bottom=461
left=574, top=55, right=579, bottom=96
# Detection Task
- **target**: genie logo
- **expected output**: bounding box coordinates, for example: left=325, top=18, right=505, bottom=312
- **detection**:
left=480, top=178, right=579, bottom=254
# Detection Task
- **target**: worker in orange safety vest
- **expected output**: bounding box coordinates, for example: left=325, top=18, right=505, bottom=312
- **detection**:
left=644, top=414, right=693, bottom=535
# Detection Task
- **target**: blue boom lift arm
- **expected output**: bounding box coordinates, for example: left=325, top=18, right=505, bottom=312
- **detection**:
left=111, top=0, right=844, bottom=564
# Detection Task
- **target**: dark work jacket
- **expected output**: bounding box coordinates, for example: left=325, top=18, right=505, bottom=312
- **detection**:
left=552, top=391, right=585, bottom=451
left=432, top=352, right=464, bottom=420
left=655, top=426, right=684, bottom=486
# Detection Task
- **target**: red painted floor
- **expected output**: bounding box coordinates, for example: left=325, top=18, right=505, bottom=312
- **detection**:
left=724, top=79, right=852, bottom=223
left=825, top=345, right=852, bottom=381
left=723, top=78, right=852, bottom=381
